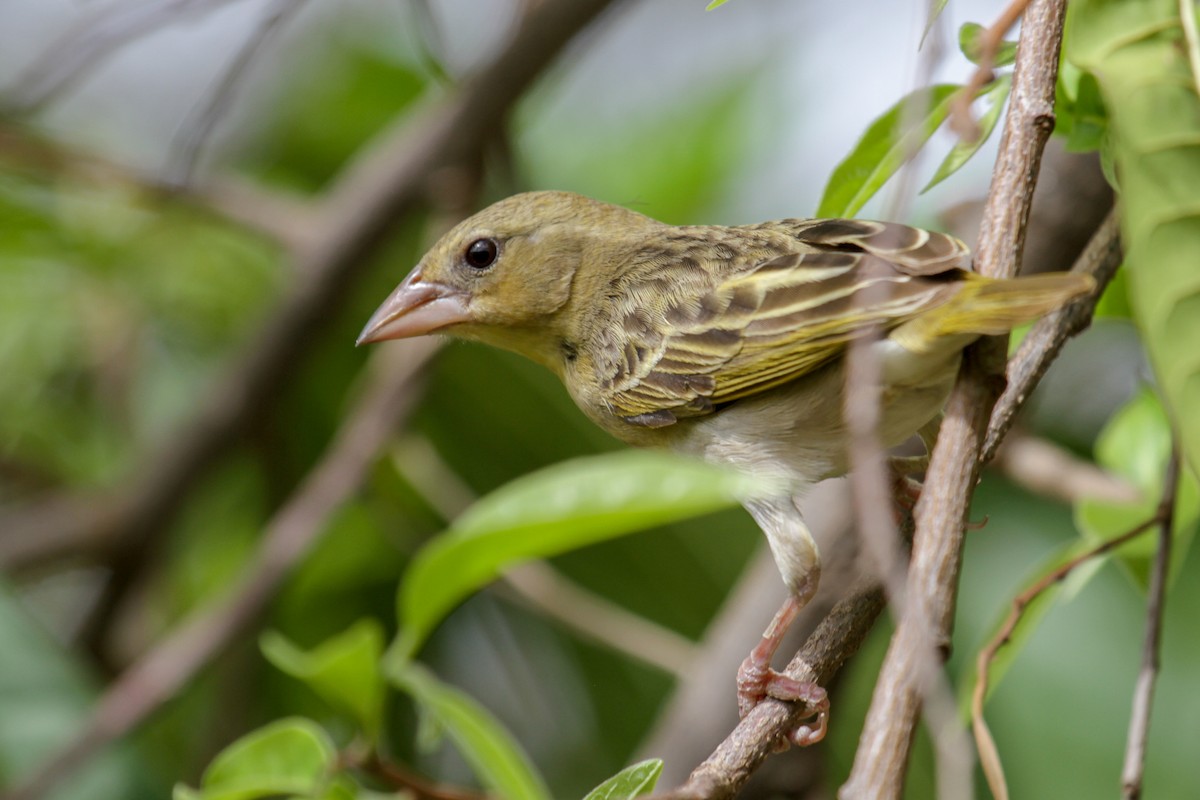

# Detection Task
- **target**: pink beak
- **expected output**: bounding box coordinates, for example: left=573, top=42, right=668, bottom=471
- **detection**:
left=356, top=270, right=472, bottom=345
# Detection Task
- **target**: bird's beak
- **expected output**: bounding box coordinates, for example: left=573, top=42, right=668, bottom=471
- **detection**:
left=356, top=270, right=471, bottom=345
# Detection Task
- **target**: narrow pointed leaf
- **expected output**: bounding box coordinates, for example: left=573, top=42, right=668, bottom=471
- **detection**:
left=817, top=84, right=962, bottom=217
left=923, top=75, right=1012, bottom=192
left=921, top=1, right=952, bottom=47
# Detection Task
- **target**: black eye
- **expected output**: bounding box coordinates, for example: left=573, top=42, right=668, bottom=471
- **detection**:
left=464, top=238, right=499, bottom=269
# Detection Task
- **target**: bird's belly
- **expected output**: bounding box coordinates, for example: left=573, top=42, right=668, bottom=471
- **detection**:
left=666, top=356, right=957, bottom=490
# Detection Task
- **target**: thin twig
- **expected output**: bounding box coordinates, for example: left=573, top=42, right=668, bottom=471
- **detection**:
left=1121, top=445, right=1180, bottom=799
left=165, top=0, right=308, bottom=186
left=950, top=0, right=1032, bottom=140
left=991, top=432, right=1139, bottom=506
left=883, top=0, right=946, bottom=222
left=842, top=1, right=1067, bottom=796
left=389, top=435, right=698, bottom=677
left=349, top=748, right=489, bottom=800
left=501, top=563, right=699, bottom=678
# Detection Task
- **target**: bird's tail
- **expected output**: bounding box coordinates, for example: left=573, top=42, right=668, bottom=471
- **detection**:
left=890, top=271, right=1094, bottom=354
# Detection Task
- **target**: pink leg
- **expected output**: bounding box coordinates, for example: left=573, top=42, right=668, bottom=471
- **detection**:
left=736, top=593, right=830, bottom=746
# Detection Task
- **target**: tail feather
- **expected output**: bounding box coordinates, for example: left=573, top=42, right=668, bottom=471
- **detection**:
left=891, top=271, right=1095, bottom=355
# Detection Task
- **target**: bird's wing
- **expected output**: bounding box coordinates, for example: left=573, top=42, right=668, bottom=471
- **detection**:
left=597, top=219, right=970, bottom=427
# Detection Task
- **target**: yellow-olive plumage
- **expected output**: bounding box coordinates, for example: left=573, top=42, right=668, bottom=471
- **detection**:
left=359, top=190, right=1093, bottom=743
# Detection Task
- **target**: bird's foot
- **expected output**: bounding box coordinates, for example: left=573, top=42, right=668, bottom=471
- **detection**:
left=736, top=655, right=829, bottom=747
left=890, top=469, right=924, bottom=514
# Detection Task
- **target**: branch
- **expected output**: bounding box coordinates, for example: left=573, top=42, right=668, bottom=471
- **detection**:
left=0, top=339, right=439, bottom=800
left=0, top=0, right=620, bottom=575
left=991, top=432, right=1139, bottom=506
left=1121, top=445, right=1180, bottom=799
left=389, top=434, right=698, bottom=677
left=654, top=581, right=888, bottom=800
left=842, top=1, right=1067, bottom=796
left=950, top=0, right=1031, bottom=140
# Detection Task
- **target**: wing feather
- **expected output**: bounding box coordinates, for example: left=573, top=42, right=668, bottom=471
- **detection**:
left=596, top=220, right=970, bottom=425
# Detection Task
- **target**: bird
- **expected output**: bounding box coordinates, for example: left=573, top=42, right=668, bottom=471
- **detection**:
left=357, top=190, right=1093, bottom=745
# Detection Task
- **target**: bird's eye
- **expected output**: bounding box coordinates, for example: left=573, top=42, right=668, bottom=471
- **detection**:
left=464, top=238, right=499, bottom=269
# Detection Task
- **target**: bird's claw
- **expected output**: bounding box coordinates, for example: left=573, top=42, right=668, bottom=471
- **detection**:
left=736, top=656, right=829, bottom=747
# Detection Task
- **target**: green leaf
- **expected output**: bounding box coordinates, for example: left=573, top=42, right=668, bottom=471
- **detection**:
left=958, top=22, right=1018, bottom=67
left=817, top=84, right=962, bottom=217
left=261, top=620, right=386, bottom=741
left=581, top=759, right=663, bottom=800
left=705, top=0, right=732, bottom=8
left=392, top=450, right=776, bottom=660
left=1068, top=0, right=1200, bottom=480
left=923, top=75, right=1012, bottom=192
left=921, top=1, right=951, bottom=47
left=1074, top=389, right=1200, bottom=587
left=391, top=663, right=550, bottom=800
left=177, top=717, right=337, bottom=800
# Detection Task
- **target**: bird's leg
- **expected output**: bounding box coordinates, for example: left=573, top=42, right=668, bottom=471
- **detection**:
left=739, top=498, right=829, bottom=745
left=735, top=575, right=828, bottom=746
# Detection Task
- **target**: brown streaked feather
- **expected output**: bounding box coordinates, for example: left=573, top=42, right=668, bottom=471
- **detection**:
left=593, top=220, right=971, bottom=425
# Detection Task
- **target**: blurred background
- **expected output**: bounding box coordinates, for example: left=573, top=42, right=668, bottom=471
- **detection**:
left=0, top=1, right=1195, bottom=798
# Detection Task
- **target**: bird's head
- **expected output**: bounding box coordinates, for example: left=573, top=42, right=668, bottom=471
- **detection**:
left=357, top=191, right=652, bottom=367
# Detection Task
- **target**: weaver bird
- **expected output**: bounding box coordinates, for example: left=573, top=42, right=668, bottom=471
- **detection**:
left=358, top=191, right=1092, bottom=745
